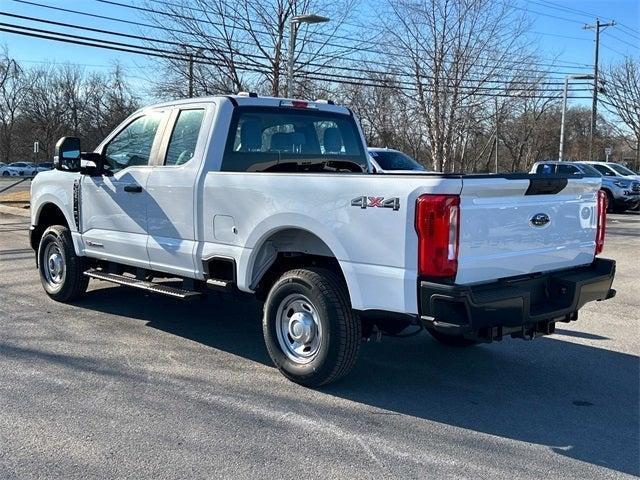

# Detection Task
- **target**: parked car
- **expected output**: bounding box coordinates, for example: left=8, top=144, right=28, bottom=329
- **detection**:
left=7, top=162, right=37, bottom=176
left=531, top=160, right=640, bottom=213
left=30, top=95, right=616, bottom=387
left=581, top=161, right=640, bottom=211
left=0, top=162, right=19, bottom=177
left=368, top=147, right=430, bottom=173
left=582, top=161, right=640, bottom=180
left=34, top=162, right=54, bottom=174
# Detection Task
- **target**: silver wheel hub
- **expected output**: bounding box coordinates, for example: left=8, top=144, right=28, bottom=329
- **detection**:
left=276, top=294, right=322, bottom=364
left=289, top=312, right=316, bottom=344
left=43, top=243, right=65, bottom=286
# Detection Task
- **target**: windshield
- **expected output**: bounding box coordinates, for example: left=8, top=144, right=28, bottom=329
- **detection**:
left=369, top=150, right=425, bottom=171
left=608, top=163, right=636, bottom=176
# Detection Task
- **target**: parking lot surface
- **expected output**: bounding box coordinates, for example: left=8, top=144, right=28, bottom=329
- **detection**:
left=0, top=212, right=638, bottom=479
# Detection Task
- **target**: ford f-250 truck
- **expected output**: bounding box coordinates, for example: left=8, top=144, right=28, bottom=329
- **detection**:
left=29, top=94, right=616, bottom=386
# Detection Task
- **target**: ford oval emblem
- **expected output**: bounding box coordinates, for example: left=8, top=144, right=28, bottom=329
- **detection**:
left=530, top=213, right=550, bottom=227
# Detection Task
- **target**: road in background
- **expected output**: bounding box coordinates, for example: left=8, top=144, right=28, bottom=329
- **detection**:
left=0, top=212, right=638, bottom=479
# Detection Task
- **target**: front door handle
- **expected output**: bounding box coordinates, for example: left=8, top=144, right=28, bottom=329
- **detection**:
left=123, top=184, right=142, bottom=193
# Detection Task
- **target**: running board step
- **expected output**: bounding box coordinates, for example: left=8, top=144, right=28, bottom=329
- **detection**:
left=84, top=269, right=202, bottom=299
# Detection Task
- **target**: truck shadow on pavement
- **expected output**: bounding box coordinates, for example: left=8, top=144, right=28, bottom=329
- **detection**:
left=77, top=286, right=639, bottom=477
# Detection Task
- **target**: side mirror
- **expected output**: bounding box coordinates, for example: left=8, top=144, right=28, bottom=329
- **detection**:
left=53, top=137, right=81, bottom=172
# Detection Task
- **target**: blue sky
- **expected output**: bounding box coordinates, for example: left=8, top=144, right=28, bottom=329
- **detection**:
left=1, top=0, right=638, bottom=101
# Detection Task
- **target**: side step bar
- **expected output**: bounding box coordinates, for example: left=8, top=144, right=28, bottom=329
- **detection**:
left=84, top=269, right=202, bottom=299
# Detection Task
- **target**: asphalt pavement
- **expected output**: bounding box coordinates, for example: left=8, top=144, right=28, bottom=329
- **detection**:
left=0, top=211, right=638, bottom=479
left=0, top=177, right=32, bottom=192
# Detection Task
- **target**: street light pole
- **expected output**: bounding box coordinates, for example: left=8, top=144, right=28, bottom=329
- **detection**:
left=286, top=14, right=330, bottom=98
left=188, top=52, right=194, bottom=98
left=559, top=74, right=594, bottom=161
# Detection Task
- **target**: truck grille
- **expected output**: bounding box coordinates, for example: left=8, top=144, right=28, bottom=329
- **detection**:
left=632, top=181, right=640, bottom=193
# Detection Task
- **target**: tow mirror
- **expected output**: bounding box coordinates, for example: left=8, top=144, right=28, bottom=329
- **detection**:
left=53, top=137, right=81, bottom=172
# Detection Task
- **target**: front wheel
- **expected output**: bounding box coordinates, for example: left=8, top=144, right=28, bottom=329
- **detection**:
left=38, top=225, right=89, bottom=302
left=263, top=268, right=361, bottom=387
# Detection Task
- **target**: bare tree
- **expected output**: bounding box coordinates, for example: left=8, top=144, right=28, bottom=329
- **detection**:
left=601, top=56, right=640, bottom=169
left=143, top=0, right=360, bottom=99
left=380, top=0, right=535, bottom=171
left=0, top=48, right=29, bottom=163
left=498, top=77, right=559, bottom=171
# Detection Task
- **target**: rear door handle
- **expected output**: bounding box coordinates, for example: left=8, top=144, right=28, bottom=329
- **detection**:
left=123, top=184, right=142, bottom=193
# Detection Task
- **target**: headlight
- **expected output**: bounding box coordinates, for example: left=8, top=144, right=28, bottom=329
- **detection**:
left=614, top=180, right=630, bottom=188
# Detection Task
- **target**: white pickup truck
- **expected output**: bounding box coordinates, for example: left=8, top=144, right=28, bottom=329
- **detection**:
left=30, top=94, right=616, bottom=386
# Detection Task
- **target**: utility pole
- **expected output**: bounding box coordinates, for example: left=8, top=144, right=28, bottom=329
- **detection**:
left=494, top=97, right=499, bottom=173
left=583, top=18, right=615, bottom=160
left=188, top=52, right=194, bottom=98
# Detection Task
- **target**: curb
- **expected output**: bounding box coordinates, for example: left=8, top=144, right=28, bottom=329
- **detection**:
left=0, top=204, right=30, bottom=218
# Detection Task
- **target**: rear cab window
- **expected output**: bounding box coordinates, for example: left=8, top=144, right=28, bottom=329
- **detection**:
left=164, top=109, right=205, bottom=166
left=556, top=164, right=581, bottom=175
left=535, top=163, right=555, bottom=174
left=221, top=107, right=367, bottom=173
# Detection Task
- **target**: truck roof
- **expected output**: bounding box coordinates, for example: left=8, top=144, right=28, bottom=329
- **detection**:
left=139, top=94, right=351, bottom=116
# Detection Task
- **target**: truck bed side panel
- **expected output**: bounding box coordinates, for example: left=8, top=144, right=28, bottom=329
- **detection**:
left=200, top=173, right=462, bottom=314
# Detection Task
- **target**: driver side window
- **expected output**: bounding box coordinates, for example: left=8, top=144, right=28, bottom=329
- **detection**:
left=104, top=113, right=162, bottom=173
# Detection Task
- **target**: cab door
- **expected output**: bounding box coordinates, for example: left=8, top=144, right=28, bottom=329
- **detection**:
left=81, top=110, right=168, bottom=268
left=145, top=105, right=210, bottom=277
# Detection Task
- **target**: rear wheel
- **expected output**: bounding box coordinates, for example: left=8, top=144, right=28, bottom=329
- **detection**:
left=263, top=268, right=361, bottom=387
left=38, top=225, right=89, bottom=302
left=425, top=325, right=479, bottom=347
left=2, top=171, right=9, bottom=176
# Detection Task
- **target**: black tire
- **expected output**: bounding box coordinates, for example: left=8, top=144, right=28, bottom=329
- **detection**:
left=425, top=326, right=479, bottom=347
left=604, top=190, right=615, bottom=213
left=38, top=225, right=89, bottom=302
left=2, top=171, right=9, bottom=176
left=263, top=267, right=361, bottom=387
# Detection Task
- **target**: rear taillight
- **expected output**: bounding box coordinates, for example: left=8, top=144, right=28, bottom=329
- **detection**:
left=595, top=189, right=607, bottom=255
left=415, top=194, right=460, bottom=278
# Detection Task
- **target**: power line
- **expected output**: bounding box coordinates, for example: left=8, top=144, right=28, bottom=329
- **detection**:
left=1, top=21, right=589, bottom=95
left=600, top=43, right=628, bottom=57
left=135, top=0, right=601, bottom=57
left=0, top=15, right=594, bottom=94
left=529, top=0, right=640, bottom=39
left=500, top=1, right=586, bottom=25
left=0, top=23, right=591, bottom=100
left=90, top=0, right=595, bottom=70
left=605, top=32, right=640, bottom=50
left=9, top=0, right=596, bottom=79
left=0, top=13, right=585, bottom=88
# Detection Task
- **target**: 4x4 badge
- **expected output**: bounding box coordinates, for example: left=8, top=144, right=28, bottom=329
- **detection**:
left=351, top=196, right=400, bottom=211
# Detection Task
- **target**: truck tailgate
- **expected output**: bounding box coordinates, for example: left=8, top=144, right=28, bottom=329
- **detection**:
left=456, top=176, right=602, bottom=284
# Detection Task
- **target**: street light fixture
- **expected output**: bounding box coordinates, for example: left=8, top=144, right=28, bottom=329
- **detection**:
left=559, top=74, right=595, bottom=161
left=286, top=14, right=330, bottom=98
